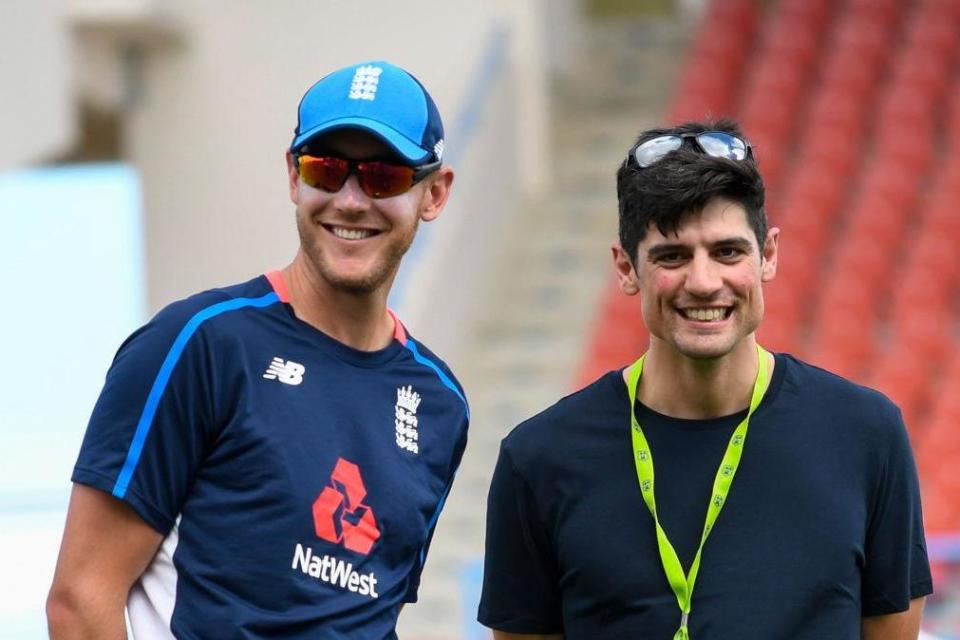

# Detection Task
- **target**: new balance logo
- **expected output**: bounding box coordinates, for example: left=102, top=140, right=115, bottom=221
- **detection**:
left=395, top=385, right=421, bottom=454
left=312, top=458, right=381, bottom=555
left=263, top=357, right=305, bottom=385
left=348, top=65, right=382, bottom=101
left=433, top=139, right=445, bottom=162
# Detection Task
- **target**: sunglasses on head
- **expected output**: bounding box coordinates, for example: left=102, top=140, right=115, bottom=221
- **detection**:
left=629, top=131, right=752, bottom=168
left=295, top=153, right=441, bottom=199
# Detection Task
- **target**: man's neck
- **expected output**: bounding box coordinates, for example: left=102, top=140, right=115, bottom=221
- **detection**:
left=636, top=338, right=767, bottom=419
left=281, top=255, right=395, bottom=352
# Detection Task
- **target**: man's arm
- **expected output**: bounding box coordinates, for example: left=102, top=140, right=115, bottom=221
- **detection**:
left=861, top=597, right=925, bottom=640
left=493, top=633, right=563, bottom=640
left=47, top=484, right=164, bottom=639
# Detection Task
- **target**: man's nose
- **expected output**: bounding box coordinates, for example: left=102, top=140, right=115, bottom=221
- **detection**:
left=332, top=174, right=370, bottom=212
left=684, top=254, right=723, bottom=297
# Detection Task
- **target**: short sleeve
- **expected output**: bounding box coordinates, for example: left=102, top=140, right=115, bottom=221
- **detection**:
left=403, top=414, right=469, bottom=603
left=72, top=305, right=220, bottom=535
left=478, top=443, right=563, bottom=634
left=861, top=406, right=933, bottom=616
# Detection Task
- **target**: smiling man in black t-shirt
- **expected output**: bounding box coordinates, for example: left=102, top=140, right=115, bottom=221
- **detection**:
left=479, top=120, right=931, bottom=640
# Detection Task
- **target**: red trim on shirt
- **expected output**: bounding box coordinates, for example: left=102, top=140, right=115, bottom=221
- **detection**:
left=265, top=270, right=291, bottom=302
left=388, top=309, right=408, bottom=345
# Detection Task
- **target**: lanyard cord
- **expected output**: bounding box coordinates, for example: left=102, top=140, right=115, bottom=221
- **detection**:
left=626, top=345, right=771, bottom=640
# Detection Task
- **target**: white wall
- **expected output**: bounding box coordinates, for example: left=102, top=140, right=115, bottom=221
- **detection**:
left=0, top=1, right=74, bottom=171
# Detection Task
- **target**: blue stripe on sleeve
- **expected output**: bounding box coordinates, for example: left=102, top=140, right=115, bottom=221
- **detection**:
left=112, top=292, right=280, bottom=498
left=402, top=339, right=470, bottom=418
left=420, top=478, right=455, bottom=567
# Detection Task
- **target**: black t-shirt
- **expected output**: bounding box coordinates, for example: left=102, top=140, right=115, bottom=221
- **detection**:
left=478, top=354, right=932, bottom=640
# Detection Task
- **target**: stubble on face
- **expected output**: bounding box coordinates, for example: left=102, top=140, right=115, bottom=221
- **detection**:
left=295, top=204, right=419, bottom=295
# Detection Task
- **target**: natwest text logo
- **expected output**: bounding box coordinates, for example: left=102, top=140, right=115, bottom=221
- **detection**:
left=312, top=458, right=381, bottom=555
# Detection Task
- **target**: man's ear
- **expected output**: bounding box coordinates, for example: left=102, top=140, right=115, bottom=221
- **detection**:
left=761, top=227, right=779, bottom=282
left=420, top=167, right=454, bottom=222
left=286, top=150, right=300, bottom=204
left=612, top=242, right=640, bottom=296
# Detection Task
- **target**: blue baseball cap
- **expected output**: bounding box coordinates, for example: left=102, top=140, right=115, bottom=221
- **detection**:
left=291, top=60, right=445, bottom=165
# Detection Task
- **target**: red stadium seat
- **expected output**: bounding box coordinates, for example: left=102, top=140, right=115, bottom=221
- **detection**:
left=756, top=318, right=802, bottom=355
left=877, top=88, right=936, bottom=136
left=827, top=244, right=891, bottom=297
left=741, top=96, right=795, bottom=148
left=764, top=18, right=821, bottom=69
left=742, top=58, right=806, bottom=114
left=673, top=59, right=736, bottom=116
left=891, top=270, right=953, bottom=327
left=801, top=124, right=861, bottom=179
left=859, top=162, right=921, bottom=210
left=782, top=164, right=849, bottom=220
left=806, top=86, right=865, bottom=131
left=908, top=231, right=960, bottom=286
left=923, top=197, right=960, bottom=239
left=846, top=0, right=903, bottom=30
left=875, top=127, right=933, bottom=174
left=946, top=87, right=960, bottom=145
left=763, top=283, right=804, bottom=325
left=703, top=0, right=759, bottom=33
left=777, top=211, right=831, bottom=264
left=832, top=18, right=891, bottom=68
left=776, top=0, right=834, bottom=33
left=920, top=481, right=960, bottom=534
left=807, top=344, right=864, bottom=380
left=844, top=195, right=909, bottom=250
left=919, top=0, right=960, bottom=24
left=892, top=48, right=950, bottom=99
left=809, top=309, right=877, bottom=365
left=691, top=24, right=751, bottom=80
left=931, top=158, right=960, bottom=196
left=867, top=348, right=930, bottom=427
left=907, top=15, right=958, bottom=61
left=889, top=308, right=954, bottom=363
left=819, top=55, right=880, bottom=101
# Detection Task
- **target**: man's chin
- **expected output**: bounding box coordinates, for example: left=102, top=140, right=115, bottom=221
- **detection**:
left=324, top=271, right=389, bottom=295
left=671, top=335, right=740, bottom=361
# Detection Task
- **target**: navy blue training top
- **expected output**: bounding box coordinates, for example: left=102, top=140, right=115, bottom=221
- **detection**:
left=479, top=353, right=931, bottom=639
left=73, top=273, right=469, bottom=639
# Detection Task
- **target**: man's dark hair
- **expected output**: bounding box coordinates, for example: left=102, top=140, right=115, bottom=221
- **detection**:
left=616, top=119, right=767, bottom=265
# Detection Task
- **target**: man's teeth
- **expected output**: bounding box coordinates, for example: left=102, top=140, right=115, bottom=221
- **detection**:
left=683, top=308, right=726, bottom=322
left=331, top=226, right=374, bottom=240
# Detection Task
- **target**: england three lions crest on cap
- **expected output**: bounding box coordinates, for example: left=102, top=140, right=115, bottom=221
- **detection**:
left=395, top=385, right=421, bottom=454
left=348, top=65, right=382, bottom=101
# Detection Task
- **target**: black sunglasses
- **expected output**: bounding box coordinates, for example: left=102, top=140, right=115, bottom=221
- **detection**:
left=629, top=131, right=752, bottom=168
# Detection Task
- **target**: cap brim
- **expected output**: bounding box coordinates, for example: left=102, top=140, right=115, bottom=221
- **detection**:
left=291, top=117, right=432, bottom=164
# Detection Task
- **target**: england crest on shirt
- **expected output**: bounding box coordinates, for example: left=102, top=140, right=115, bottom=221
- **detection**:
left=395, top=385, right=421, bottom=454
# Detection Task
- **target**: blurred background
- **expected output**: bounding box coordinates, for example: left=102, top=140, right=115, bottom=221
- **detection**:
left=1, top=0, right=958, bottom=637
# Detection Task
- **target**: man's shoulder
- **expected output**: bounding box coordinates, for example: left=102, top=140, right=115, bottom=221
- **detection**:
left=503, top=370, right=625, bottom=459
left=118, top=275, right=278, bottom=358
left=775, top=352, right=903, bottom=427
left=153, top=274, right=276, bottom=326
left=135, top=275, right=282, bottom=347
left=403, top=334, right=461, bottom=383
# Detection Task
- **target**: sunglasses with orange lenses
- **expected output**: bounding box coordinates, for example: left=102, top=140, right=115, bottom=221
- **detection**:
left=296, top=154, right=441, bottom=199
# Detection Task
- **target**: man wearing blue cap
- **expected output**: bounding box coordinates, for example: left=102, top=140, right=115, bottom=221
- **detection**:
left=48, top=60, right=468, bottom=639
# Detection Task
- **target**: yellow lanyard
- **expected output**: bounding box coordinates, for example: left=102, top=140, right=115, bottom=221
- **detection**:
left=626, top=345, right=771, bottom=639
